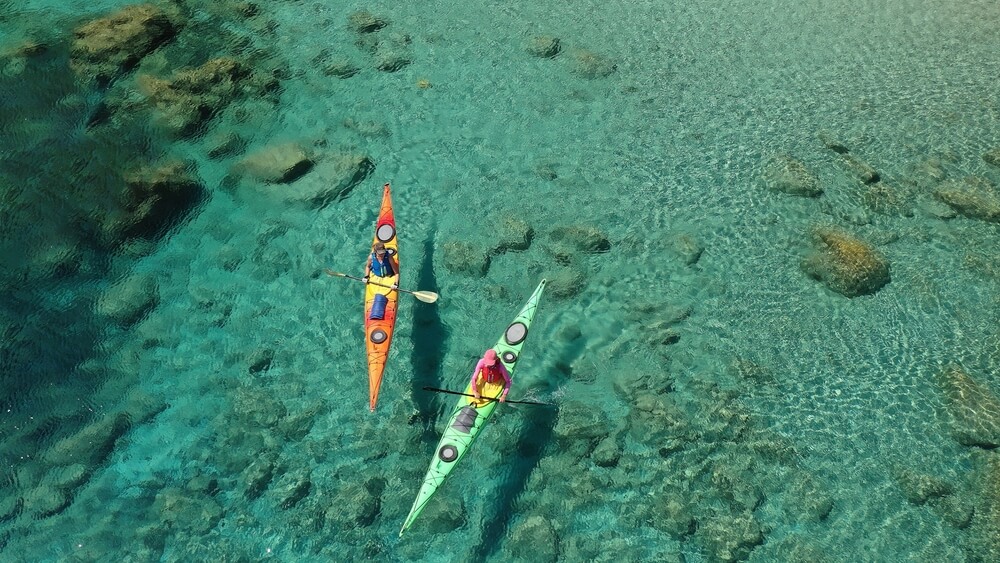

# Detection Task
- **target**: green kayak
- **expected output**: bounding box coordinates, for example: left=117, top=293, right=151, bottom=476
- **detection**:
left=399, top=279, right=547, bottom=536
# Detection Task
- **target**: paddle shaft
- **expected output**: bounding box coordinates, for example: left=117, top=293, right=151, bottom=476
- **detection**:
left=334, top=270, right=400, bottom=292
left=422, top=386, right=553, bottom=407
left=325, top=269, right=438, bottom=303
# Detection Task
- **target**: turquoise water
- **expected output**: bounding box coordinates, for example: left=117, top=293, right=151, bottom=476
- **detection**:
left=2, top=0, right=1000, bottom=560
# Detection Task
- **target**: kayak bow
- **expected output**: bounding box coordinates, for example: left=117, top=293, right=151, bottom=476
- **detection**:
left=399, top=279, right=547, bottom=536
left=364, top=183, right=398, bottom=411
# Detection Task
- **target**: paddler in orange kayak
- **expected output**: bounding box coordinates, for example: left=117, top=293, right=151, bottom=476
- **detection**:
left=362, top=241, right=399, bottom=291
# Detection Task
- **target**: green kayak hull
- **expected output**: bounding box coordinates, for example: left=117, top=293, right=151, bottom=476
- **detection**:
left=399, top=279, right=547, bottom=536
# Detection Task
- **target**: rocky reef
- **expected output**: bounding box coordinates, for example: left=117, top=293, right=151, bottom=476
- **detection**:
left=70, top=4, right=183, bottom=85
left=136, top=57, right=278, bottom=137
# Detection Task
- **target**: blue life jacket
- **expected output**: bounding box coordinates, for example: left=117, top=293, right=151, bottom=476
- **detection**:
left=371, top=251, right=395, bottom=277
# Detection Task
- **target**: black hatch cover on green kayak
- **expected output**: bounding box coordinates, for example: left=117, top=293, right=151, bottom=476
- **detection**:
left=451, top=407, right=478, bottom=434
left=438, top=444, right=458, bottom=462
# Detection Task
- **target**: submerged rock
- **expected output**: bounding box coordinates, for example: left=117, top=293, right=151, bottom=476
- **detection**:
left=4, top=39, right=48, bottom=59
left=654, top=493, right=697, bottom=539
left=50, top=463, right=90, bottom=491
left=545, top=266, right=587, bottom=299
left=549, top=225, right=611, bottom=253
left=838, top=154, right=880, bottom=184
left=750, top=534, right=832, bottom=563
left=45, top=412, right=130, bottom=466
left=554, top=400, right=610, bottom=452
left=761, top=154, right=822, bottom=197
left=491, top=216, right=534, bottom=254
left=137, top=58, right=277, bottom=137
left=966, top=456, right=1000, bottom=559
left=508, top=515, right=559, bottom=561
left=246, top=348, right=275, bottom=375
left=696, top=511, right=764, bottom=562
left=206, top=131, right=247, bottom=159
left=591, top=434, right=621, bottom=467
left=710, top=455, right=766, bottom=513
left=895, top=469, right=954, bottom=505
left=862, top=182, right=913, bottom=217
left=938, top=365, right=1000, bottom=448
left=526, top=36, right=561, bottom=58
left=817, top=130, right=850, bottom=154
left=236, top=142, right=314, bottom=183
left=185, top=473, right=219, bottom=496
left=348, top=10, right=388, bottom=33
left=666, top=232, right=704, bottom=265
left=325, top=482, right=380, bottom=528
left=343, top=118, right=390, bottom=138
left=153, top=488, right=223, bottom=535
left=801, top=227, right=890, bottom=297
left=375, top=51, right=411, bottom=72
left=273, top=468, right=312, bottom=509
left=934, top=176, right=1000, bottom=223
left=242, top=457, right=276, bottom=500
left=114, top=160, right=205, bottom=239
left=97, top=273, right=159, bottom=326
left=23, top=484, right=70, bottom=518
left=71, top=4, right=181, bottom=83
left=29, top=242, right=83, bottom=279
left=933, top=493, right=974, bottom=529
left=323, top=59, right=362, bottom=78
left=0, top=493, right=20, bottom=522
left=982, top=147, right=1000, bottom=168
left=442, top=241, right=491, bottom=276
left=918, top=197, right=957, bottom=220
left=279, top=402, right=325, bottom=441
left=567, top=48, right=616, bottom=78
left=412, top=496, right=466, bottom=534
left=783, top=472, right=835, bottom=522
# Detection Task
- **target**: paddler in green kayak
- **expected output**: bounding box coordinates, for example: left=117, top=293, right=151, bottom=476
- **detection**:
left=471, top=349, right=512, bottom=403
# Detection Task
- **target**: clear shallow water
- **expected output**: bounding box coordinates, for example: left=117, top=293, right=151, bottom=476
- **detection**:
left=2, top=0, right=999, bottom=560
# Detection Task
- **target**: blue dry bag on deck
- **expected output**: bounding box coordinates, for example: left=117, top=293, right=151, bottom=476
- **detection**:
left=369, top=293, right=388, bottom=320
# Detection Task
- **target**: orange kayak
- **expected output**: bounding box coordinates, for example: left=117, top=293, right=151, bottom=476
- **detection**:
left=364, top=183, right=399, bottom=411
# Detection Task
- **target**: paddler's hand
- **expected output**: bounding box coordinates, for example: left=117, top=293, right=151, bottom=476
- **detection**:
left=362, top=275, right=370, bottom=284
left=391, top=282, right=398, bottom=290
left=499, top=393, right=507, bottom=403
left=473, top=392, right=481, bottom=400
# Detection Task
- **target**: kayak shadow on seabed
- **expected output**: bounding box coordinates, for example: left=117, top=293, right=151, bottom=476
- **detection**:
left=472, top=401, right=556, bottom=560
left=409, top=237, right=448, bottom=436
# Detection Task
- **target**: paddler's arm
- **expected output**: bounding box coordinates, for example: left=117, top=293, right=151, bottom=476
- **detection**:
left=470, top=359, right=486, bottom=399
left=389, top=254, right=400, bottom=288
left=363, top=254, right=373, bottom=282
left=498, top=362, right=512, bottom=402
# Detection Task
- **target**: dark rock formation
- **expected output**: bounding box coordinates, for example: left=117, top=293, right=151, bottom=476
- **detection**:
left=71, top=4, right=182, bottom=84
left=137, top=57, right=278, bottom=137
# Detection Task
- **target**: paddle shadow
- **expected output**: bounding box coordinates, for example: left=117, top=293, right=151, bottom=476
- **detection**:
left=409, top=237, right=448, bottom=435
